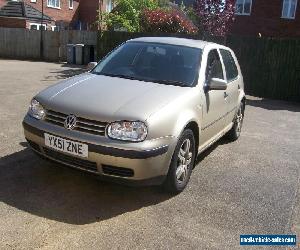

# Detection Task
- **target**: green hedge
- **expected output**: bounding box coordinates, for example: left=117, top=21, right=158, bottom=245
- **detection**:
left=97, top=31, right=300, bottom=102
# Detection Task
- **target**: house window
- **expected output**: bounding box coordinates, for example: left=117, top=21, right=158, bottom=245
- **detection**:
left=282, top=0, right=298, bottom=19
left=106, top=0, right=113, bottom=12
left=47, top=0, right=60, bottom=8
left=69, top=0, right=73, bottom=9
left=29, top=23, right=47, bottom=30
left=30, top=24, right=39, bottom=30
left=51, top=26, right=60, bottom=31
left=40, top=25, right=47, bottom=31
left=235, top=0, right=252, bottom=15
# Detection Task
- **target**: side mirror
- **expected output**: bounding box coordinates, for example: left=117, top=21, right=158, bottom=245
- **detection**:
left=87, top=62, right=97, bottom=71
left=209, top=78, right=227, bottom=90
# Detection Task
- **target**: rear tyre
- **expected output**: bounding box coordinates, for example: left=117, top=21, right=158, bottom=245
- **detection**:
left=227, top=102, right=244, bottom=141
left=163, top=129, right=196, bottom=194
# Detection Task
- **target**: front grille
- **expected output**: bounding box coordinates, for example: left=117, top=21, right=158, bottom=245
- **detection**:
left=44, top=110, right=108, bottom=136
left=43, top=147, right=98, bottom=172
left=102, top=165, right=134, bottom=177
left=27, top=139, right=41, bottom=153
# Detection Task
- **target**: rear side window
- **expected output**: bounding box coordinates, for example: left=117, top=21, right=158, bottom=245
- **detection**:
left=220, top=49, right=239, bottom=82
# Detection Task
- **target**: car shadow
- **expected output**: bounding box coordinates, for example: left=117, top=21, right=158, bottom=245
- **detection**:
left=0, top=144, right=172, bottom=225
left=246, top=98, right=300, bottom=112
left=43, top=64, right=87, bottom=81
left=195, top=137, right=230, bottom=165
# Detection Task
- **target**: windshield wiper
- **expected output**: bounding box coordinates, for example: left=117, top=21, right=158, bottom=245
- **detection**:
left=95, top=72, right=137, bottom=80
left=93, top=72, right=189, bottom=86
left=151, top=79, right=188, bottom=87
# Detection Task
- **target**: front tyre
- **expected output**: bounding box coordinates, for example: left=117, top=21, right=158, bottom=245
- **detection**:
left=227, top=102, right=244, bottom=141
left=163, top=129, right=196, bottom=194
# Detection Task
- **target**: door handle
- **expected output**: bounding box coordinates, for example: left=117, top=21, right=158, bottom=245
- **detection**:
left=224, top=92, right=229, bottom=99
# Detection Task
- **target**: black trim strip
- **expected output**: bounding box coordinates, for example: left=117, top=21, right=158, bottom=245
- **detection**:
left=89, top=144, right=169, bottom=159
left=202, top=106, right=237, bottom=131
left=23, top=121, right=169, bottom=159
left=32, top=150, right=166, bottom=186
left=23, top=122, right=44, bottom=137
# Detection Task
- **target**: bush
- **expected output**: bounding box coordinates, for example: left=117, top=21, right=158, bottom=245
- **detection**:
left=99, top=0, right=159, bottom=32
left=140, top=9, right=198, bottom=34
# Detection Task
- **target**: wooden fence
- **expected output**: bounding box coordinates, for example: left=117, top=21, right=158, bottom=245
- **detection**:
left=97, top=31, right=300, bottom=102
left=0, top=28, right=97, bottom=62
left=228, top=36, right=300, bottom=102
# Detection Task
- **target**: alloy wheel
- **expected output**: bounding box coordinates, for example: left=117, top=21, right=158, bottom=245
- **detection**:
left=176, top=138, right=193, bottom=185
left=235, top=105, right=244, bottom=135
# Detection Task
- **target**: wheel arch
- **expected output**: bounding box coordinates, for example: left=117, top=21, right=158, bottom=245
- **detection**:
left=241, top=96, right=246, bottom=114
left=183, top=121, right=200, bottom=155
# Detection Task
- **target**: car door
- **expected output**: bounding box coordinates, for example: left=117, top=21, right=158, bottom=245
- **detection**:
left=200, top=48, right=228, bottom=145
left=219, top=49, right=241, bottom=126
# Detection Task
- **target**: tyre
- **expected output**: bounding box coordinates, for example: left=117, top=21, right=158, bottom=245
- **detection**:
left=163, top=129, right=196, bottom=194
left=227, top=102, right=244, bottom=141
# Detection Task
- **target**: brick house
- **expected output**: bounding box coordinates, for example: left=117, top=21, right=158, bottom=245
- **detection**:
left=172, top=0, right=300, bottom=37
left=231, top=0, right=300, bottom=37
left=79, top=0, right=113, bottom=30
left=0, top=0, right=113, bottom=31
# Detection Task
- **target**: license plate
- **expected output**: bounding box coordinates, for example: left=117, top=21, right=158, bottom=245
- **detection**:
left=44, top=133, right=88, bottom=158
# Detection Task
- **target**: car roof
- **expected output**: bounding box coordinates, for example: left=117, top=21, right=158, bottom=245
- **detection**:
left=128, top=37, right=216, bottom=49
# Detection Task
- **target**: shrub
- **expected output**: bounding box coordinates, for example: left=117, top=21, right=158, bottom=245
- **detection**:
left=98, top=0, right=159, bottom=32
left=140, top=9, right=198, bottom=34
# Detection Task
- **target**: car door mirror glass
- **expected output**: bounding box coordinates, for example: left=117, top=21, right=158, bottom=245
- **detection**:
left=209, top=78, right=227, bottom=90
left=87, top=62, right=98, bottom=71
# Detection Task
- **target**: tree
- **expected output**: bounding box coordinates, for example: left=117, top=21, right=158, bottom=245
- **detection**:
left=194, top=0, right=235, bottom=36
left=99, top=0, right=159, bottom=32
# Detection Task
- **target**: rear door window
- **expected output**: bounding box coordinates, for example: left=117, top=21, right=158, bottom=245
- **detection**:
left=220, top=49, right=239, bottom=82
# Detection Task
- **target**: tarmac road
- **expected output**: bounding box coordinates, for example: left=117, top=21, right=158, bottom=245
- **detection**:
left=0, top=60, right=300, bottom=249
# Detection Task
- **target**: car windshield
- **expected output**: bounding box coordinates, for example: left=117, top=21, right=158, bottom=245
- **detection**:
left=92, top=41, right=202, bottom=87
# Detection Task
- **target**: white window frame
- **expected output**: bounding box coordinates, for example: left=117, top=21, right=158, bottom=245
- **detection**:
left=31, top=0, right=37, bottom=2
left=282, top=0, right=298, bottom=19
left=29, top=23, right=39, bottom=30
left=235, top=0, right=253, bottom=16
left=69, top=0, right=73, bottom=9
left=29, top=23, right=47, bottom=30
left=106, top=0, right=113, bottom=12
left=51, top=25, right=60, bottom=31
left=47, top=0, right=60, bottom=9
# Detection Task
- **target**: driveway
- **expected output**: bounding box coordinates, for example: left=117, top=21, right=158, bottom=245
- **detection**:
left=0, top=60, right=300, bottom=250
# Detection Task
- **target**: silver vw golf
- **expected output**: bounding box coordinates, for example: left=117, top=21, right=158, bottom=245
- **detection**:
left=23, top=37, right=245, bottom=193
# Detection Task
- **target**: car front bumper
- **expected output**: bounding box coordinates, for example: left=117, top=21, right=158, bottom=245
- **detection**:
left=23, top=115, right=176, bottom=186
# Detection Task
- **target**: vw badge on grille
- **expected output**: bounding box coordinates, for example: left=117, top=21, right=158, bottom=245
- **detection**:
left=64, top=114, right=77, bottom=130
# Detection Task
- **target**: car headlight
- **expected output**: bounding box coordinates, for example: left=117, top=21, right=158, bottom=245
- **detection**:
left=29, top=99, right=45, bottom=120
left=107, top=121, right=148, bottom=142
